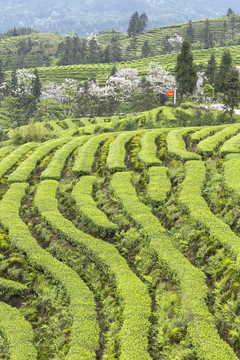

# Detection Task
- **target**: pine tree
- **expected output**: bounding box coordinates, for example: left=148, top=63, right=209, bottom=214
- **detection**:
left=141, top=40, right=151, bottom=57
left=128, top=12, right=139, bottom=37
left=139, top=13, right=148, bottom=33
left=111, top=37, right=122, bottom=62
left=215, top=50, right=232, bottom=94
left=203, top=19, right=214, bottom=49
left=223, top=66, right=240, bottom=122
left=205, top=54, right=217, bottom=86
left=186, top=20, right=194, bottom=43
left=32, top=69, right=41, bottom=99
left=127, top=12, right=148, bottom=37
left=175, top=40, right=197, bottom=100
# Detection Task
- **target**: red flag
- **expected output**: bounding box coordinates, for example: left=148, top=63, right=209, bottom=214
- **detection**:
left=165, top=90, right=175, bottom=97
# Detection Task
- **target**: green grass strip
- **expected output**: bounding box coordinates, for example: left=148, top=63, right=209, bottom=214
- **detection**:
left=138, top=131, right=162, bottom=167
left=63, top=119, right=78, bottom=130
left=166, top=128, right=201, bottom=161
left=146, top=166, right=171, bottom=205
left=0, top=301, right=37, bottom=360
left=8, top=138, right=70, bottom=183
left=220, top=132, right=240, bottom=156
left=191, top=125, right=226, bottom=143
left=0, top=277, right=28, bottom=297
left=0, top=146, right=15, bottom=158
left=35, top=179, right=152, bottom=360
left=223, top=158, right=240, bottom=199
left=0, top=183, right=99, bottom=360
left=41, top=136, right=87, bottom=180
left=72, top=175, right=118, bottom=236
left=107, top=132, right=136, bottom=172
left=73, top=134, right=109, bottom=175
left=110, top=171, right=237, bottom=360
left=197, top=124, right=240, bottom=156
left=179, top=160, right=240, bottom=269
left=0, top=142, right=39, bottom=180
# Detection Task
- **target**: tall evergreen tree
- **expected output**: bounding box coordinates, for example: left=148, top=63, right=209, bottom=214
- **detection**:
left=127, top=12, right=148, bottom=37
left=128, top=12, right=139, bottom=37
left=205, top=54, right=217, bottom=86
left=223, top=66, right=240, bottom=122
left=215, top=50, right=232, bottom=94
left=186, top=20, right=194, bottom=43
left=175, top=40, right=197, bottom=100
left=203, top=19, right=214, bottom=49
left=32, top=68, right=41, bottom=99
left=141, top=40, right=151, bottom=57
left=111, top=36, right=122, bottom=62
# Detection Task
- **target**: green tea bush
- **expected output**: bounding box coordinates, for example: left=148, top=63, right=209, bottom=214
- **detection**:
left=0, top=183, right=100, bottom=360
left=72, top=175, right=118, bottom=236
left=34, top=179, right=152, bottom=360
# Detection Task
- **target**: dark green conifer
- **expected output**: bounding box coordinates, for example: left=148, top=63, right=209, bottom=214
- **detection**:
left=175, top=40, right=197, bottom=100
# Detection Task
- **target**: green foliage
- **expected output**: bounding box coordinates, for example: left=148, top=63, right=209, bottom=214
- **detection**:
left=0, top=302, right=37, bottom=360
left=179, top=160, right=240, bottom=270
left=197, top=124, right=240, bottom=156
left=73, top=133, right=109, bottom=175
left=41, top=136, right=87, bottom=180
left=34, top=179, right=152, bottom=360
left=138, top=130, right=162, bottom=167
left=0, top=142, right=38, bottom=180
left=146, top=166, right=171, bottom=205
left=0, top=182, right=100, bottom=360
left=166, top=128, right=201, bottom=161
left=72, top=175, right=118, bottom=236
left=107, top=131, right=135, bottom=172
left=175, top=40, right=197, bottom=99
left=110, top=170, right=237, bottom=360
left=8, top=137, right=69, bottom=183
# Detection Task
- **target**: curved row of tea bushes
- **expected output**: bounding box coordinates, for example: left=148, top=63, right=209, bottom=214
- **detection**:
left=73, top=133, right=110, bottom=175
left=46, top=121, right=64, bottom=136
left=63, top=119, right=78, bottom=130
left=179, top=160, right=240, bottom=269
left=220, top=132, right=240, bottom=156
left=0, top=277, right=28, bottom=297
left=72, top=176, right=118, bottom=236
left=0, top=183, right=99, bottom=360
left=196, top=124, right=240, bottom=156
left=107, top=132, right=137, bottom=172
left=191, top=125, right=226, bottom=143
left=35, top=179, right=152, bottom=360
left=146, top=166, right=171, bottom=205
left=0, top=301, right=37, bottom=360
left=0, top=146, right=15, bottom=158
left=223, top=158, right=240, bottom=199
left=8, top=138, right=70, bottom=183
left=138, top=131, right=162, bottom=167
left=110, top=171, right=237, bottom=360
left=0, top=142, right=39, bottom=180
left=166, top=128, right=201, bottom=161
left=41, top=137, right=88, bottom=180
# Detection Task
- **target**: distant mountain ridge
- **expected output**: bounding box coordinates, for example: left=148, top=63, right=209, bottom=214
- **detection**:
left=0, top=0, right=240, bottom=35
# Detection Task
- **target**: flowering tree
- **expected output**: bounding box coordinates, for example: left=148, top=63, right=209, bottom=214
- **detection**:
left=146, top=62, right=176, bottom=94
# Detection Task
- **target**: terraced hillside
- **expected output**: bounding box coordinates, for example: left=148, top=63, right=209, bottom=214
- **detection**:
left=23, top=44, right=240, bottom=85
left=2, top=116, right=240, bottom=359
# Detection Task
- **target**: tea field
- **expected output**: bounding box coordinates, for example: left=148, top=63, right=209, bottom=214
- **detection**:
left=1, top=115, right=240, bottom=360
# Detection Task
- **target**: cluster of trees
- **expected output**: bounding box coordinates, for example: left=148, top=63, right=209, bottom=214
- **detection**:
left=185, top=12, right=240, bottom=50
left=57, top=33, right=123, bottom=65
left=0, top=27, right=37, bottom=39
left=175, top=40, right=240, bottom=121
left=0, top=62, right=175, bottom=127
left=127, top=12, right=148, bottom=37
left=0, top=67, right=41, bottom=127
